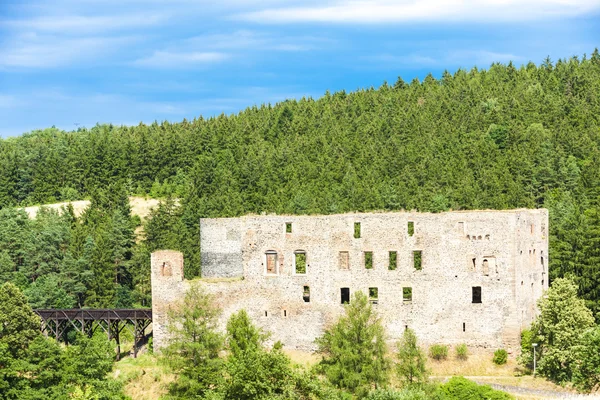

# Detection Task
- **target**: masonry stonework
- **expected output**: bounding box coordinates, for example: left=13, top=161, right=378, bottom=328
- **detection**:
left=151, top=209, right=548, bottom=352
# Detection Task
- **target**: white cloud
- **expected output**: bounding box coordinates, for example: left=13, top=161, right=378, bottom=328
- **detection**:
left=0, top=35, right=138, bottom=68
left=133, top=51, right=229, bottom=68
left=236, top=0, right=600, bottom=23
left=4, top=13, right=165, bottom=34
left=186, top=30, right=322, bottom=51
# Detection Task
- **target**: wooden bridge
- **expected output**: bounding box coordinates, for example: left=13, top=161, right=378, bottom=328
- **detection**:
left=33, top=309, right=152, bottom=359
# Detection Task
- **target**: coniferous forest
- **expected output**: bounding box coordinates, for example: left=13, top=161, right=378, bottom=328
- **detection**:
left=0, top=52, right=599, bottom=318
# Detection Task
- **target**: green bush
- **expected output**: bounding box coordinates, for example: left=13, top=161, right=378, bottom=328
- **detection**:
left=438, top=376, right=512, bottom=399
left=365, top=387, right=429, bottom=400
left=455, top=344, right=468, bottom=360
left=493, top=349, right=508, bottom=365
left=429, top=344, right=448, bottom=361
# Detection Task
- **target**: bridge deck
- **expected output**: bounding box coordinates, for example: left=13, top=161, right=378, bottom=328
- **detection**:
left=33, top=308, right=152, bottom=359
left=34, top=308, right=152, bottom=321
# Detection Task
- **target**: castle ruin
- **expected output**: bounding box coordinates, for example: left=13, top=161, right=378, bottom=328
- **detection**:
left=151, top=209, right=548, bottom=351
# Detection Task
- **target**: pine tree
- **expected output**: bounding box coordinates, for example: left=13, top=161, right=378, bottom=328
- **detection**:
left=316, top=291, right=390, bottom=396
left=396, top=328, right=428, bottom=387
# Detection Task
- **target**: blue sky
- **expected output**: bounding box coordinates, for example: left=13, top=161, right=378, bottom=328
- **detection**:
left=0, top=0, right=599, bottom=138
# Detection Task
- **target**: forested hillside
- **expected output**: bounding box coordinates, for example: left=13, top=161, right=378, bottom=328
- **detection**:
left=0, top=52, right=599, bottom=315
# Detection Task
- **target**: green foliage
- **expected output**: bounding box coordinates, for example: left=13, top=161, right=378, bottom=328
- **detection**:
left=492, top=349, right=508, bottom=365
left=0, top=285, right=126, bottom=400
left=365, top=387, right=429, bottom=400
left=531, top=278, right=595, bottom=384
left=396, top=328, right=428, bottom=387
left=438, top=376, right=513, bottom=399
left=163, top=283, right=224, bottom=398
left=455, top=344, right=468, bottom=361
left=517, top=329, right=538, bottom=371
left=428, top=344, right=448, bottom=361
left=226, top=309, right=267, bottom=357
left=572, top=326, right=600, bottom=392
left=317, top=291, right=390, bottom=397
left=0, top=282, right=40, bottom=357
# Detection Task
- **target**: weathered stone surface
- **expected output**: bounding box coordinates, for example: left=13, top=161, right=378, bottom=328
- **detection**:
left=151, top=209, right=548, bottom=352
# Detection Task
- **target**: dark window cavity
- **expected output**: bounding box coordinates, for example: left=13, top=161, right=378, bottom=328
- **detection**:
left=303, top=286, right=310, bottom=303
left=472, top=286, right=482, bottom=303
left=286, top=222, right=292, bottom=233
left=341, top=287, right=350, bottom=304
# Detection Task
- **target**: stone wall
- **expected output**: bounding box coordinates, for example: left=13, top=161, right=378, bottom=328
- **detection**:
left=151, top=209, right=548, bottom=352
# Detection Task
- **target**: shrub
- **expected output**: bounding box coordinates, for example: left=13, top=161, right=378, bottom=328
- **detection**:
left=438, top=376, right=512, bottom=399
left=365, top=387, right=429, bottom=400
left=429, top=344, right=448, bottom=361
left=493, top=349, right=508, bottom=365
left=455, top=344, right=468, bottom=361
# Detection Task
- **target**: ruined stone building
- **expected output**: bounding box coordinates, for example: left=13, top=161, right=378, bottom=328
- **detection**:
left=151, top=209, right=548, bottom=351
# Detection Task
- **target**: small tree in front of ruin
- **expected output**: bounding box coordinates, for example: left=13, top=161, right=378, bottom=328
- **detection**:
left=316, top=291, right=390, bottom=397
left=162, top=283, right=224, bottom=398
left=527, top=278, right=595, bottom=384
left=396, top=328, right=428, bottom=388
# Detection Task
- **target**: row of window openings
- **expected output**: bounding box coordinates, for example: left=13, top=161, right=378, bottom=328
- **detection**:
left=302, top=286, right=482, bottom=305
left=300, top=286, right=414, bottom=304
left=285, top=221, right=416, bottom=238
left=265, top=250, right=422, bottom=274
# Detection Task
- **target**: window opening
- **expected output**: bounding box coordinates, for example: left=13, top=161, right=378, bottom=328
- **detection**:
left=339, top=251, right=350, bottom=270
left=283, top=310, right=287, bottom=317
left=364, top=251, right=373, bottom=269
left=472, top=287, right=482, bottom=303
left=403, top=287, right=412, bottom=302
left=369, top=287, right=378, bottom=304
left=341, top=288, right=350, bottom=304
left=413, top=251, right=422, bottom=270
left=485, top=234, right=490, bottom=240
left=541, top=257, right=544, bottom=267
left=303, top=286, right=310, bottom=303
left=161, top=262, right=172, bottom=277
left=463, top=322, right=466, bottom=332
left=265, top=251, right=278, bottom=274
left=295, top=251, right=307, bottom=274
left=264, top=311, right=268, bottom=317
left=354, top=222, right=361, bottom=238
left=286, top=222, right=292, bottom=233
left=471, top=258, right=476, bottom=271
left=408, top=221, right=414, bottom=236
left=388, top=251, right=397, bottom=270
left=482, top=259, right=489, bottom=276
